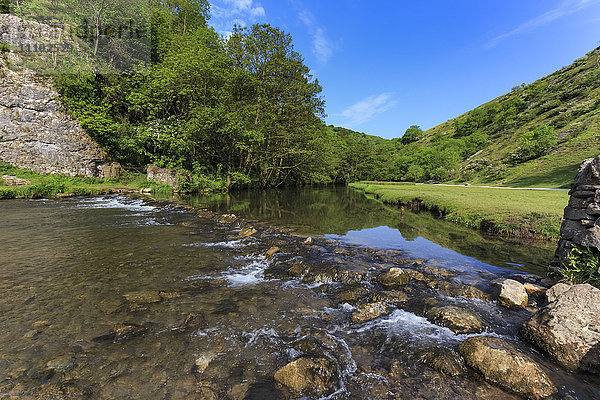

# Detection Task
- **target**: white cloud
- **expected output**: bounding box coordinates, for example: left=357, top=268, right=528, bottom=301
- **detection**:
left=487, top=0, right=600, bottom=48
left=298, top=9, right=334, bottom=63
left=210, top=0, right=265, bottom=36
left=341, top=93, right=397, bottom=126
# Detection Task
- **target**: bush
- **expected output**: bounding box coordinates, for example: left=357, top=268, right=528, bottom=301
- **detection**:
left=509, top=126, right=557, bottom=164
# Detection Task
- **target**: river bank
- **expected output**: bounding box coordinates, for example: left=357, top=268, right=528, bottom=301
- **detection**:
left=0, top=194, right=598, bottom=399
left=350, top=182, right=568, bottom=240
left=0, top=163, right=173, bottom=199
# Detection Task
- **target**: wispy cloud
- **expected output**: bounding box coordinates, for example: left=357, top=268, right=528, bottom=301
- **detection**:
left=341, top=93, right=397, bottom=126
left=298, top=9, right=334, bottom=63
left=210, top=0, right=265, bottom=36
left=487, top=0, right=600, bottom=48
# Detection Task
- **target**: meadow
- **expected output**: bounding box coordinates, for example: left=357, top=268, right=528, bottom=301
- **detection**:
left=351, top=182, right=569, bottom=239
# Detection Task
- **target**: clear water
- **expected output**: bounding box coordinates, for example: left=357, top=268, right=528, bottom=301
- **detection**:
left=0, top=190, right=597, bottom=399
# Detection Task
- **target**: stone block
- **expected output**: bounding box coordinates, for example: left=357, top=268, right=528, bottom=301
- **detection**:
left=564, top=207, right=589, bottom=221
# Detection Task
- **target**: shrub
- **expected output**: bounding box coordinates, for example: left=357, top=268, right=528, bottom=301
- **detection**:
left=509, top=125, right=557, bottom=164
left=559, top=244, right=600, bottom=288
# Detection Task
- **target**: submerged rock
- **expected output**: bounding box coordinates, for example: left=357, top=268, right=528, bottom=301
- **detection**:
left=521, top=284, right=600, bottom=373
left=287, top=262, right=308, bottom=278
left=193, top=353, right=217, bottom=374
left=421, top=264, right=457, bottom=278
left=419, top=347, right=465, bottom=377
left=428, top=280, right=490, bottom=301
left=273, top=357, right=337, bottom=396
left=218, top=214, right=237, bottom=223
left=93, top=324, right=147, bottom=343
left=377, top=268, right=410, bottom=288
left=459, top=336, right=557, bottom=399
left=238, top=227, right=257, bottom=238
left=46, top=356, right=75, bottom=374
left=302, top=268, right=366, bottom=285
left=173, top=313, right=206, bottom=332
left=336, top=285, right=372, bottom=303
left=351, top=302, right=391, bottom=324
left=372, top=290, right=410, bottom=306
left=123, top=290, right=162, bottom=304
left=264, top=246, right=280, bottom=258
left=494, top=279, right=528, bottom=308
left=403, top=268, right=429, bottom=282
left=426, top=306, right=484, bottom=334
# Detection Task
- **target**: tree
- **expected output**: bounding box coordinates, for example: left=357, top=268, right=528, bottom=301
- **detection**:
left=226, top=24, right=326, bottom=187
left=400, top=125, right=423, bottom=144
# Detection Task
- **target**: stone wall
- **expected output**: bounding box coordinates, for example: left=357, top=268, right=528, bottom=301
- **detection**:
left=0, top=14, right=117, bottom=178
left=550, top=155, right=600, bottom=273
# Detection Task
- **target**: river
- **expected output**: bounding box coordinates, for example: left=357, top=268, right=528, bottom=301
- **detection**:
left=0, top=187, right=598, bottom=399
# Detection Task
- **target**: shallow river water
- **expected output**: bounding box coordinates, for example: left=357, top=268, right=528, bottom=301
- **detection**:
left=0, top=187, right=599, bottom=399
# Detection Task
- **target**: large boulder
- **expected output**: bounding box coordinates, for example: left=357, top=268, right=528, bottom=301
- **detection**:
left=521, top=284, right=600, bottom=373
left=426, top=306, right=483, bottom=334
left=545, top=283, right=571, bottom=303
left=459, top=336, right=557, bottom=399
left=273, top=357, right=337, bottom=396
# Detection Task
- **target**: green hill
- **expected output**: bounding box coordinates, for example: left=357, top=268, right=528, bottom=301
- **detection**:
left=395, top=46, right=600, bottom=188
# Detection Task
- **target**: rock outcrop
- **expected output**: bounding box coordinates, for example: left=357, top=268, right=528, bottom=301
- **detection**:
left=521, top=283, right=600, bottom=373
left=551, top=155, right=600, bottom=274
left=146, top=164, right=189, bottom=189
left=459, top=336, right=557, bottom=399
left=0, top=14, right=118, bottom=178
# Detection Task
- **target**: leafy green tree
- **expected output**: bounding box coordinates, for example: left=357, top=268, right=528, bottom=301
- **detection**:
left=404, top=164, right=425, bottom=182
left=400, top=125, right=423, bottom=144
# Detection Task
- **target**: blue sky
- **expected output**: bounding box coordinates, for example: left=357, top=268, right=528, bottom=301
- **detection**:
left=209, top=0, right=600, bottom=139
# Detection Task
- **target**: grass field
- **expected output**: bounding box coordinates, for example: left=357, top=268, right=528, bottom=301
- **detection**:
left=0, top=163, right=172, bottom=199
left=350, top=182, right=569, bottom=239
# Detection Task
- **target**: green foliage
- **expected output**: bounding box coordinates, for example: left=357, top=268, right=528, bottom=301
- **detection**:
left=559, top=244, right=600, bottom=288
left=510, top=126, right=558, bottom=164
left=453, top=117, right=479, bottom=137
left=400, top=125, right=423, bottom=144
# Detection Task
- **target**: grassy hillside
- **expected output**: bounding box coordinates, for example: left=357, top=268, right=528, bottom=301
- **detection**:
left=416, top=46, right=600, bottom=188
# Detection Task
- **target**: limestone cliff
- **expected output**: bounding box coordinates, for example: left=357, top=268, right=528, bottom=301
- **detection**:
left=0, top=14, right=117, bottom=178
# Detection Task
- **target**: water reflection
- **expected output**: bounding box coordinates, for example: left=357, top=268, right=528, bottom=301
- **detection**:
left=183, top=186, right=554, bottom=275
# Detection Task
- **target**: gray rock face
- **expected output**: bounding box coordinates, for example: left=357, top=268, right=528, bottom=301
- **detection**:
left=146, top=164, right=189, bottom=189
left=0, top=15, right=117, bottom=178
left=551, top=155, right=600, bottom=273
left=521, top=284, right=600, bottom=373
left=459, top=336, right=557, bottom=400
left=545, top=283, right=571, bottom=303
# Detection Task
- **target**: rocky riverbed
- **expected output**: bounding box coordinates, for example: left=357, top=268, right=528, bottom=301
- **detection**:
left=0, top=195, right=599, bottom=399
